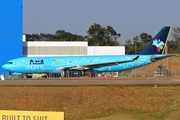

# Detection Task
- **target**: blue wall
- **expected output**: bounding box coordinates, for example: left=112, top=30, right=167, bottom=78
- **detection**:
left=0, top=0, right=23, bottom=77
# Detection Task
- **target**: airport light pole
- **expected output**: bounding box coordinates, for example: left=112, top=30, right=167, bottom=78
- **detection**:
left=166, top=43, right=168, bottom=75
left=135, top=42, right=136, bottom=77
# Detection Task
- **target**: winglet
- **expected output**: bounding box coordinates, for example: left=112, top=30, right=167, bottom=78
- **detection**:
left=133, top=56, right=140, bottom=61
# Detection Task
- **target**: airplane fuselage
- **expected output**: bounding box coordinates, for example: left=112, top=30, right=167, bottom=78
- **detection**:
left=2, top=55, right=162, bottom=74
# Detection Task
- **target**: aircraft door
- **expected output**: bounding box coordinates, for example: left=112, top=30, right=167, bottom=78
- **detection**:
left=44, top=59, right=49, bottom=66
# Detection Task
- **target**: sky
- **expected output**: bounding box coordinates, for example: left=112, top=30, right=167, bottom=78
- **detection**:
left=23, top=0, right=180, bottom=44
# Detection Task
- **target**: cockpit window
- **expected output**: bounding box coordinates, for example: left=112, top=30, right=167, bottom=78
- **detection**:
left=6, top=62, right=13, bottom=64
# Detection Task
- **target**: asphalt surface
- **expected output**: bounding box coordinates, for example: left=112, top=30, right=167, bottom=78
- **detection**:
left=1, top=77, right=180, bottom=87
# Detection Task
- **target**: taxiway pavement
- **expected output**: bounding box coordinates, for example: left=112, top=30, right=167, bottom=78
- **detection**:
left=0, top=78, right=180, bottom=87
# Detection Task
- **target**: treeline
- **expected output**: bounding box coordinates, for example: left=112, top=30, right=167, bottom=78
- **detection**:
left=25, top=24, right=180, bottom=54
left=25, top=23, right=120, bottom=46
left=25, top=30, right=85, bottom=41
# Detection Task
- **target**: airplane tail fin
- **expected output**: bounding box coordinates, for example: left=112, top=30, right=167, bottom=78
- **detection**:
left=136, top=26, right=172, bottom=55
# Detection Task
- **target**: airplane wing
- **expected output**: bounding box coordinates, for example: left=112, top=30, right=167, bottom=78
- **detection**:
left=56, top=56, right=140, bottom=71
left=150, top=54, right=176, bottom=61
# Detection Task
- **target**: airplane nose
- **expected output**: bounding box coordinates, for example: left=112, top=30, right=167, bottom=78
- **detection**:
left=2, top=64, right=12, bottom=71
left=2, top=64, right=7, bottom=70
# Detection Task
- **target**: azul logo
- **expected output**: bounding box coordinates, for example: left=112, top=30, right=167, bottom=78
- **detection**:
left=29, top=59, right=44, bottom=65
left=152, top=39, right=164, bottom=53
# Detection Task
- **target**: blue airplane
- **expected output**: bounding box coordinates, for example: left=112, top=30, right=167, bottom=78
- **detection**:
left=2, top=26, right=175, bottom=77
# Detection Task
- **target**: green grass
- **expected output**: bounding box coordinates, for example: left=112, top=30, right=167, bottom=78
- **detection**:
left=1, top=86, right=180, bottom=120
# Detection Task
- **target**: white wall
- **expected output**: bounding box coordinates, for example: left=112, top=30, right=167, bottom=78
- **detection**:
left=23, top=41, right=125, bottom=57
left=87, top=46, right=125, bottom=56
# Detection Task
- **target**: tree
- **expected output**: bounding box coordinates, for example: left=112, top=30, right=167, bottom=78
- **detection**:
left=87, top=23, right=121, bottom=46
left=134, top=41, right=143, bottom=54
left=133, top=36, right=139, bottom=43
left=39, top=33, right=52, bottom=41
left=26, top=34, right=40, bottom=41
left=125, top=39, right=135, bottom=55
left=167, top=41, right=178, bottom=54
left=126, top=39, right=132, bottom=45
left=140, top=33, right=152, bottom=44
left=106, top=26, right=121, bottom=45
left=171, top=26, right=180, bottom=42
left=169, top=25, right=180, bottom=54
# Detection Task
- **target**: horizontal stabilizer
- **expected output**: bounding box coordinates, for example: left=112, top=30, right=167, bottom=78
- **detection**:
left=150, top=54, right=176, bottom=61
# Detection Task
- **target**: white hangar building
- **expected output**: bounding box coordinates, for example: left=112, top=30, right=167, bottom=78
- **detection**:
left=23, top=36, right=125, bottom=57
